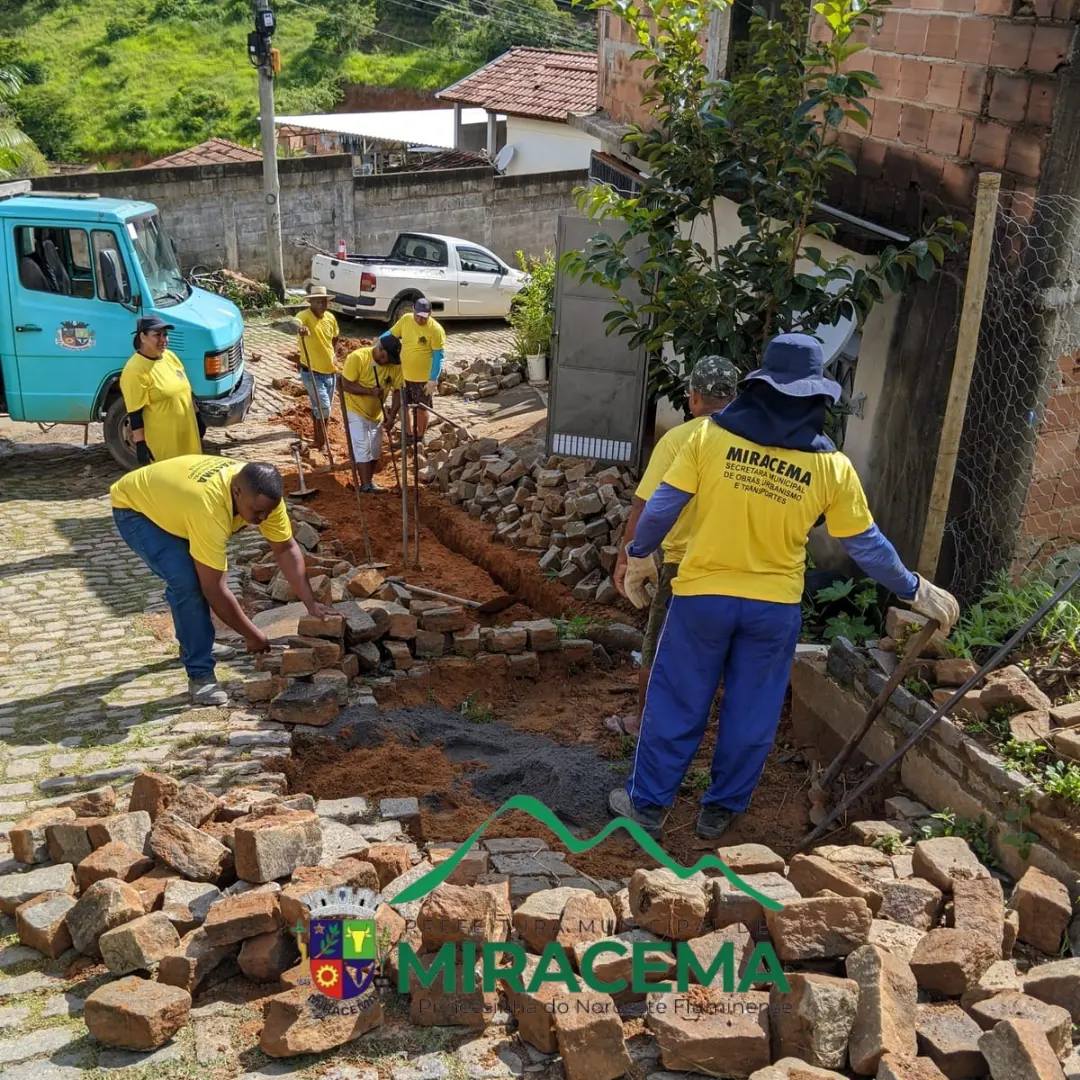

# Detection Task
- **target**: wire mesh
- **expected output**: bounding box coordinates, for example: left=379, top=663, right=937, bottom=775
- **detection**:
left=944, top=189, right=1080, bottom=601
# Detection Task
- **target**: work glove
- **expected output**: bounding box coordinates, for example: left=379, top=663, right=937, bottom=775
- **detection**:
left=425, top=379, right=438, bottom=397
left=135, top=442, right=153, bottom=467
left=909, top=576, right=960, bottom=635
left=623, top=554, right=658, bottom=610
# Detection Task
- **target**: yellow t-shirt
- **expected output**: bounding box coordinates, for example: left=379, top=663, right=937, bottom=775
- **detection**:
left=342, top=347, right=404, bottom=423
left=636, top=417, right=708, bottom=565
left=297, top=309, right=339, bottom=374
left=119, top=349, right=201, bottom=463
left=662, top=423, right=874, bottom=604
left=110, top=454, right=292, bottom=571
left=390, top=314, right=446, bottom=383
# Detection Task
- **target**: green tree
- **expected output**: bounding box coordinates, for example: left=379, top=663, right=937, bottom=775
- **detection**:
left=313, top=0, right=377, bottom=55
left=432, top=0, right=594, bottom=60
left=0, top=66, right=45, bottom=177
left=13, top=84, right=77, bottom=161
left=564, top=0, right=965, bottom=410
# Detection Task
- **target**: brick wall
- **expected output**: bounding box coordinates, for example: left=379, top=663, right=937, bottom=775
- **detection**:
left=1019, top=348, right=1080, bottom=563
left=33, top=157, right=585, bottom=282
left=598, top=10, right=654, bottom=128
left=826, top=1, right=1077, bottom=231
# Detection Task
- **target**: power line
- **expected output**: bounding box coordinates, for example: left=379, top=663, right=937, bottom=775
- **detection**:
left=378, top=0, right=591, bottom=50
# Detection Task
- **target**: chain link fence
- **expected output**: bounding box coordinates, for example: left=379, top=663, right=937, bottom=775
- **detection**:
left=943, top=189, right=1080, bottom=602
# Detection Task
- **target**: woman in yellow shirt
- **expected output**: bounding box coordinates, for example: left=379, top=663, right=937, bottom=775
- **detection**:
left=119, top=315, right=202, bottom=467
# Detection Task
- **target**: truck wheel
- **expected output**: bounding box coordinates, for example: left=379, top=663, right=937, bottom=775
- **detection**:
left=103, top=395, right=138, bottom=471
left=388, top=297, right=413, bottom=325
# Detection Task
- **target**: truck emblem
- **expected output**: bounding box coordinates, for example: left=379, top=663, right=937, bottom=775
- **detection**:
left=56, top=321, right=94, bottom=351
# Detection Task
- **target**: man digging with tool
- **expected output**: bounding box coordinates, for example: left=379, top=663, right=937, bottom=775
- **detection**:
left=607, top=355, right=740, bottom=738
left=340, top=335, right=404, bottom=492
left=609, top=333, right=961, bottom=841
left=381, top=296, right=444, bottom=442
left=297, top=285, right=341, bottom=454
left=111, top=455, right=335, bottom=706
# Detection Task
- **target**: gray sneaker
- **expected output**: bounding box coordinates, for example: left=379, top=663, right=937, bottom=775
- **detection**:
left=189, top=678, right=228, bottom=707
left=211, top=641, right=237, bottom=660
left=608, top=788, right=664, bottom=840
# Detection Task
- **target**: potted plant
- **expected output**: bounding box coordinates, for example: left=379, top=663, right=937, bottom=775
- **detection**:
left=510, top=250, right=555, bottom=382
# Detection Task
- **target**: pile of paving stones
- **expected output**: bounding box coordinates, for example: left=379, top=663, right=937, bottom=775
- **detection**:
left=438, top=357, right=525, bottom=400
left=414, top=421, right=634, bottom=604
left=4, top=782, right=1080, bottom=1076
left=237, top=504, right=632, bottom=727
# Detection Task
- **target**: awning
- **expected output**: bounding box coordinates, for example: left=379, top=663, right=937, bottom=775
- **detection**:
left=275, top=108, right=494, bottom=151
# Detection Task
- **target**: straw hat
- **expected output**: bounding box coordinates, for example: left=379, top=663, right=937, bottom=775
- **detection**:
left=305, top=285, right=330, bottom=301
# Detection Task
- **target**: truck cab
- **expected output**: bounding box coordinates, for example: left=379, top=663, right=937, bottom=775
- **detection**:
left=0, top=183, right=251, bottom=468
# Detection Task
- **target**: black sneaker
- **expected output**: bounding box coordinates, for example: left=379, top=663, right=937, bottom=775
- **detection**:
left=608, top=788, right=664, bottom=840
left=360, top=481, right=384, bottom=494
left=696, top=805, right=737, bottom=840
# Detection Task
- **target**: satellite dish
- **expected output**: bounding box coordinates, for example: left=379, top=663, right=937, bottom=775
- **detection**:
left=494, top=145, right=515, bottom=173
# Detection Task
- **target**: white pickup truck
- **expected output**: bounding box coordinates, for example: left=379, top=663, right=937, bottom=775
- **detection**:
left=308, top=232, right=527, bottom=324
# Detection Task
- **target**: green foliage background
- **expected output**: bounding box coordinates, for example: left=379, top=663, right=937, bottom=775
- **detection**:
left=0, top=0, right=593, bottom=163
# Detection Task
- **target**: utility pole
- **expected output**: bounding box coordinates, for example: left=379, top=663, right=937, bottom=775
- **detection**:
left=249, top=0, right=285, bottom=300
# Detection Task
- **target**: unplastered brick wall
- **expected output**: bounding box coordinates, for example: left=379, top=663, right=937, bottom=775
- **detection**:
left=597, top=9, right=653, bottom=127
left=824, top=0, right=1077, bottom=230
left=1019, top=347, right=1080, bottom=562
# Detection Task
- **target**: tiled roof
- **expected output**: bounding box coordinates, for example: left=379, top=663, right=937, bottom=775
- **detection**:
left=438, top=47, right=597, bottom=122
left=143, top=138, right=262, bottom=168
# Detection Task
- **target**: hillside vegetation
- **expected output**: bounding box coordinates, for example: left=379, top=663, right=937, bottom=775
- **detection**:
left=0, top=0, right=594, bottom=164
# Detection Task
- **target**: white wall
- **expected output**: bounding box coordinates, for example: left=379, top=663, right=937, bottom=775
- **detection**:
left=503, top=116, right=599, bottom=176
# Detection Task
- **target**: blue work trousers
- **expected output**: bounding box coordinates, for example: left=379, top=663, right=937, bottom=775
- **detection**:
left=113, top=509, right=215, bottom=681
left=628, top=593, right=801, bottom=813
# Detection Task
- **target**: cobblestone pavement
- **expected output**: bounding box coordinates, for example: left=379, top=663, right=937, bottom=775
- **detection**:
left=0, top=315, right=518, bottom=1077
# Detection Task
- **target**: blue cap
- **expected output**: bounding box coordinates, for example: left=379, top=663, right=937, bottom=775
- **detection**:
left=740, top=333, right=842, bottom=403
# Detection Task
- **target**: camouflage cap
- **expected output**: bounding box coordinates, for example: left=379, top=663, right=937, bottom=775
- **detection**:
left=689, top=355, right=740, bottom=399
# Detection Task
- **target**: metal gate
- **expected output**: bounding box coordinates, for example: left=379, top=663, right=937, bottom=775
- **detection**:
left=546, top=214, right=649, bottom=470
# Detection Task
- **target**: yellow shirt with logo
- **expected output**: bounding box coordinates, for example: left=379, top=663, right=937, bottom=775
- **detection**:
left=110, top=454, right=292, bottom=571
left=662, top=423, right=874, bottom=604
left=297, top=308, right=339, bottom=374
left=636, top=417, right=708, bottom=566
left=119, top=349, right=201, bottom=463
left=390, top=314, right=446, bottom=383
left=342, top=347, right=404, bottom=423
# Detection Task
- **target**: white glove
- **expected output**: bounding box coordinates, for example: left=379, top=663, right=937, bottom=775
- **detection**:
left=909, top=576, right=960, bottom=635
left=425, top=379, right=438, bottom=396
left=623, top=554, right=658, bottom=609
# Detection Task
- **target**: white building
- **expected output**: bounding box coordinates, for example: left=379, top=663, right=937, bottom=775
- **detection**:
left=438, top=47, right=600, bottom=177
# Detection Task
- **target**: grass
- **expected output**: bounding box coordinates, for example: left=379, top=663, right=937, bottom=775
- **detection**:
left=0, top=0, right=480, bottom=161
left=458, top=693, right=494, bottom=725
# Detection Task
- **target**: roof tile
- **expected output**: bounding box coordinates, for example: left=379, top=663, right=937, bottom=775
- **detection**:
left=143, top=138, right=262, bottom=169
left=438, top=47, right=597, bottom=121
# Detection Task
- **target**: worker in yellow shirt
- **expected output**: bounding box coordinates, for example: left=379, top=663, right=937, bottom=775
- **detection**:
left=610, top=334, right=960, bottom=840
left=607, top=356, right=739, bottom=738
left=120, top=315, right=202, bottom=467
left=297, top=286, right=341, bottom=453
left=380, top=296, right=445, bottom=441
left=340, top=335, right=404, bottom=492
left=110, top=455, right=334, bottom=707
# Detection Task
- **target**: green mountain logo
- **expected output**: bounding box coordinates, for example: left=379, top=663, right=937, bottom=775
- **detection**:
left=391, top=793, right=784, bottom=909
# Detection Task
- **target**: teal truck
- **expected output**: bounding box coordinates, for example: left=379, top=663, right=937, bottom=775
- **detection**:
left=0, top=181, right=251, bottom=468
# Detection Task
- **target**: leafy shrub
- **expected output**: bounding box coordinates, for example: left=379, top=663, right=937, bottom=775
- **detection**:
left=105, top=16, right=141, bottom=42
left=13, top=83, right=77, bottom=160
left=510, top=250, right=555, bottom=359
left=801, top=577, right=884, bottom=646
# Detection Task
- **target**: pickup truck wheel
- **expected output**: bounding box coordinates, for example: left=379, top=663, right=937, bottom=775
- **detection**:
left=388, top=297, right=413, bottom=326
left=103, top=395, right=138, bottom=471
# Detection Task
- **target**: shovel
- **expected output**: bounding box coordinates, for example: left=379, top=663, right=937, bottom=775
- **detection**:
left=387, top=577, right=519, bottom=615
left=289, top=443, right=318, bottom=500
left=806, top=617, right=941, bottom=826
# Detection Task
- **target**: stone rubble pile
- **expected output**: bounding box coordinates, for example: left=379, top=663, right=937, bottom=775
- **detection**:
left=5, top=781, right=1080, bottom=1076
left=409, top=420, right=634, bottom=605
left=438, top=357, right=525, bottom=399
left=237, top=489, right=640, bottom=727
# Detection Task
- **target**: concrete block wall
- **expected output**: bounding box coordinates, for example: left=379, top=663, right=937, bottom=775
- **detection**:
left=824, top=0, right=1077, bottom=230
left=33, top=158, right=585, bottom=284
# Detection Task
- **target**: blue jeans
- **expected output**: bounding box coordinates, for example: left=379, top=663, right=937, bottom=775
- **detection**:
left=300, top=370, right=336, bottom=419
left=628, top=593, right=802, bottom=813
left=113, top=509, right=215, bottom=681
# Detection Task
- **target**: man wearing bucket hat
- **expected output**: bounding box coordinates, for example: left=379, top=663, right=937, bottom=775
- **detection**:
left=610, top=333, right=960, bottom=840
left=608, top=354, right=740, bottom=738
left=380, top=296, right=445, bottom=441
left=297, top=285, right=341, bottom=453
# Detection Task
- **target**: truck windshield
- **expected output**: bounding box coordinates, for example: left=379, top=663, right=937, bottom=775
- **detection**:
left=129, top=214, right=190, bottom=307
